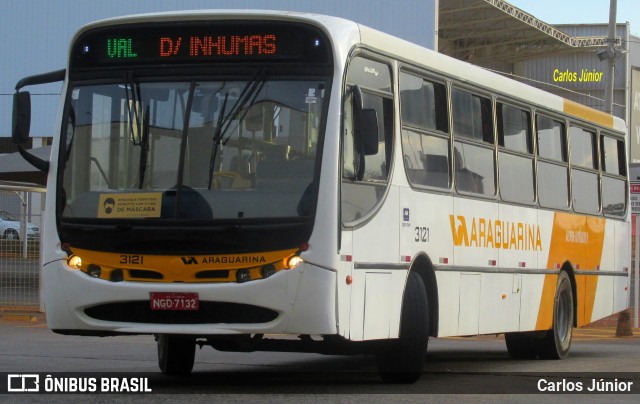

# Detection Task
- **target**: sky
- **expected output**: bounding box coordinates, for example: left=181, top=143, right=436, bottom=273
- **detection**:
left=508, top=0, right=640, bottom=36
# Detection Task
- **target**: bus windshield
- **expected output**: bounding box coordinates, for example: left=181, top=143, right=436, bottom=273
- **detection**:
left=61, top=76, right=326, bottom=222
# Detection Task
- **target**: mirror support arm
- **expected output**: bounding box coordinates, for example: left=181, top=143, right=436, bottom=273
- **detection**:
left=17, top=144, right=49, bottom=172
left=15, top=69, right=66, bottom=91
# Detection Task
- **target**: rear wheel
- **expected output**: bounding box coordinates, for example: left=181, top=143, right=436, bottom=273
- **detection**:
left=505, top=271, right=574, bottom=360
left=538, top=271, right=574, bottom=359
left=376, top=271, right=429, bottom=384
left=157, top=334, right=196, bottom=375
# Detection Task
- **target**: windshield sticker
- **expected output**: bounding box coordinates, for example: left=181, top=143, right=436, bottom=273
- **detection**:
left=98, top=193, right=162, bottom=219
left=305, top=88, right=317, bottom=104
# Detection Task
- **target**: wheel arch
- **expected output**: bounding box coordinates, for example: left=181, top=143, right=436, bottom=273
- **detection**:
left=409, top=253, right=439, bottom=337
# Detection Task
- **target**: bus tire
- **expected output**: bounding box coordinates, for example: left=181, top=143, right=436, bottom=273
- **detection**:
left=538, top=271, right=573, bottom=359
left=505, top=332, right=538, bottom=359
left=157, top=334, right=196, bottom=375
left=376, top=271, right=429, bottom=384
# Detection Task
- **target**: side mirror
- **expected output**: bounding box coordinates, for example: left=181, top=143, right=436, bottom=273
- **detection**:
left=361, top=108, right=379, bottom=156
left=352, top=86, right=379, bottom=157
left=10, top=68, right=66, bottom=174
left=12, top=91, right=31, bottom=144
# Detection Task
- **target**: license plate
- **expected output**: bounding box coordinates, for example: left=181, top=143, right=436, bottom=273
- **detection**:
left=150, top=292, right=199, bottom=311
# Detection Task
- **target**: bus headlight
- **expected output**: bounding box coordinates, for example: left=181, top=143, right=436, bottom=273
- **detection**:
left=68, top=255, right=82, bottom=270
left=286, top=255, right=304, bottom=269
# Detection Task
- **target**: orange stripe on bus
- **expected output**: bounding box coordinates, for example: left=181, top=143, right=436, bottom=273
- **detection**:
left=563, top=99, right=613, bottom=128
left=536, top=212, right=605, bottom=330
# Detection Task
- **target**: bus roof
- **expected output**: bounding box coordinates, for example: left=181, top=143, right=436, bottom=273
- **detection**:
left=357, top=23, right=626, bottom=133
left=71, top=9, right=625, bottom=133
left=72, top=9, right=358, bottom=42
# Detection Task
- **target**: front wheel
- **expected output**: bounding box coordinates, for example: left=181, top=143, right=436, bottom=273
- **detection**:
left=157, top=334, right=196, bottom=375
left=376, top=271, right=429, bottom=383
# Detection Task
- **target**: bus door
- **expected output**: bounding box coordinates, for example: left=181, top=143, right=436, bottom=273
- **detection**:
left=340, top=56, right=403, bottom=341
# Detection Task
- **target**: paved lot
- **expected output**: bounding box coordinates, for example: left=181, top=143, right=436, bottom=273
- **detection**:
left=0, top=313, right=638, bottom=402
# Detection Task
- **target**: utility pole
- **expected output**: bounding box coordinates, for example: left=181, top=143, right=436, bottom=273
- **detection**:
left=603, top=0, right=635, bottom=336
left=604, top=0, right=616, bottom=114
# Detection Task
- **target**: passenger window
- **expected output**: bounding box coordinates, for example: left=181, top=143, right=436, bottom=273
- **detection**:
left=452, top=88, right=493, bottom=143
left=602, top=177, right=626, bottom=217
left=601, top=134, right=627, bottom=217
left=569, top=125, right=599, bottom=214
left=454, top=142, right=495, bottom=196
left=400, top=72, right=448, bottom=133
left=572, top=170, right=600, bottom=214
left=536, top=115, right=566, bottom=162
left=497, top=103, right=533, bottom=204
left=402, top=130, right=450, bottom=189
left=498, top=103, right=531, bottom=153
left=452, top=88, right=495, bottom=196
left=400, top=71, right=450, bottom=189
left=537, top=162, right=570, bottom=209
left=601, top=135, right=626, bottom=176
left=536, top=115, right=569, bottom=210
left=569, top=126, right=597, bottom=169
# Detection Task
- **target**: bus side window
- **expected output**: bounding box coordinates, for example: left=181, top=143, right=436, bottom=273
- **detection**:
left=452, top=88, right=492, bottom=143
left=452, top=88, right=495, bottom=196
left=399, top=71, right=450, bottom=189
left=601, top=134, right=627, bottom=217
left=569, top=125, right=600, bottom=214
left=536, top=115, right=569, bottom=210
left=497, top=102, right=534, bottom=204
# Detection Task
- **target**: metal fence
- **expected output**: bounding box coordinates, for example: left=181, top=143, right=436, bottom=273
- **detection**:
left=0, top=190, right=42, bottom=310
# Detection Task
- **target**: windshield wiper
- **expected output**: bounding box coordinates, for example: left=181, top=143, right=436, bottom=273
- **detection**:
left=123, top=72, right=142, bottom=145
left=122, top=72, right=151, bottom=189
left=207, top=69, right=266, bottom=189
left=175, top=81, right=197, bottom=217
left=138, top=104, right=150, bottom=189
left=207, top=92, right=228, bottom=190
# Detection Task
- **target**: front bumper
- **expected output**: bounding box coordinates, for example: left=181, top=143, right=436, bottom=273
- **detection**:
left=43, top=259, right=337, bottom=336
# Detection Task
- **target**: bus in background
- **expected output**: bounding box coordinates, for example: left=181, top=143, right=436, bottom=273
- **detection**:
left=12, top=11, right=629, bottom=383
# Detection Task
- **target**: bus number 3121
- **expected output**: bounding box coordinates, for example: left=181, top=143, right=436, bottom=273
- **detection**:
left=415, top=227, right=430, bottom=243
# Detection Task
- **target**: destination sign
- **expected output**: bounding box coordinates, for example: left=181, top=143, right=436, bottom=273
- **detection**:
left=71, top=21, right=330, bottom=67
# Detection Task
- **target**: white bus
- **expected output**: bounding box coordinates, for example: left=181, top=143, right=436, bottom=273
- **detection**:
left=12, top=11, right=629, bottom=383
